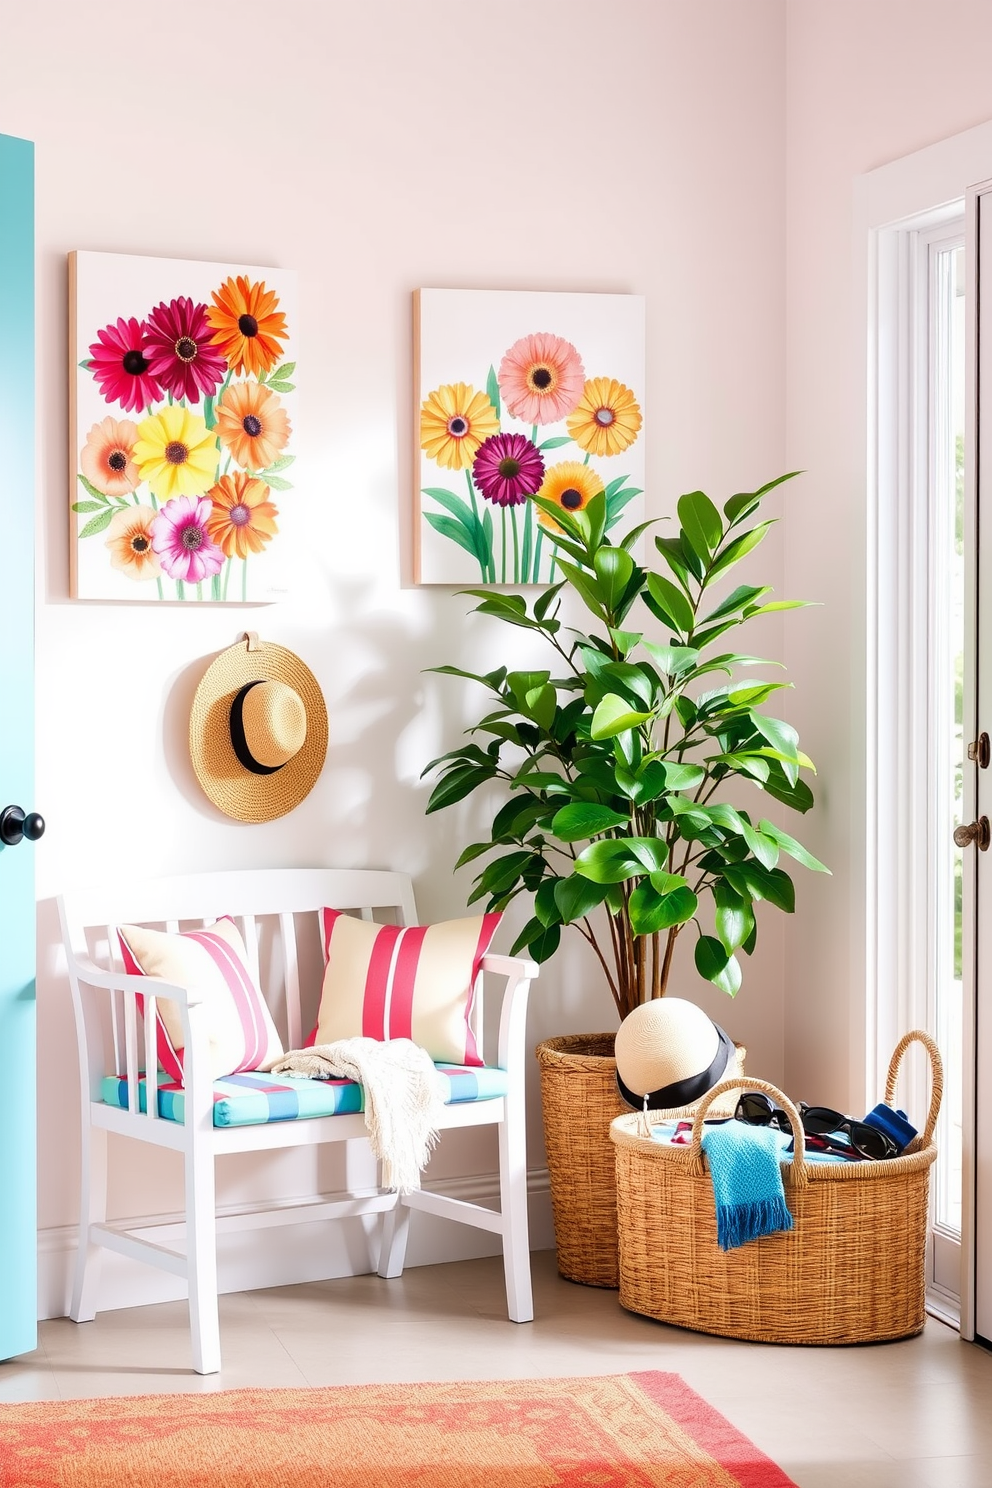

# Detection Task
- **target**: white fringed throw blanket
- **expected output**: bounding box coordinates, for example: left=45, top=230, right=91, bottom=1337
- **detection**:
left=261, top=1037, right=448, bottom=1194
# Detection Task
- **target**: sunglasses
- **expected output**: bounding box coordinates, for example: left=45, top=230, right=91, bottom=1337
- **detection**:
left=733, top=1091, right=899, bottom=1161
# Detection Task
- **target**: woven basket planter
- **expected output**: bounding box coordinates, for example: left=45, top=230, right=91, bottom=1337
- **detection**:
left=536, top=1031, right=746, bottom=1289
left=609, top=1030, right=942, bottom=1345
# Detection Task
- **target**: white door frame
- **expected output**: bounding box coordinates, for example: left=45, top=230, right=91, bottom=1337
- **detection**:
left=858, top=117, right=992, bottom=1342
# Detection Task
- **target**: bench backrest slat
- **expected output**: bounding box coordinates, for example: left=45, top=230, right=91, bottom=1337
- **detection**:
left=58, top=869, right=482, bottom=1094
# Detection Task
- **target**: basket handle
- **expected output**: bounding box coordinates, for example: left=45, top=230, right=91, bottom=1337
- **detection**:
left=884, top=1030, right=943, bottom=1151
left=686, top=1076, right=810, bottom=1189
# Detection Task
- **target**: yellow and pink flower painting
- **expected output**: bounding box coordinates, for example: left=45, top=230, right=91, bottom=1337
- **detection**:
left=416, top=289, right=645, bottom=585
left=70, top=251, right=297, bottom=602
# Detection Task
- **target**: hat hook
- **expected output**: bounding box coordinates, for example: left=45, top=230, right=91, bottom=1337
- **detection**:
left=243, top=631, right=261, bottom=652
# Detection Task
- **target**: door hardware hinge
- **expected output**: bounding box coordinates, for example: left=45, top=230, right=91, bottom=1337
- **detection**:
left=967, top=733, right=991, bottom=768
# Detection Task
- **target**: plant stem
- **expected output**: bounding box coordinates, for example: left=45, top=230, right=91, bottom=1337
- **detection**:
left=501, top=506, right=507, bottom=584
left=512, top=506, right=521, bottom=583
left=242, top=556, right=248, bottom=602
left=532, top=526, right=544, bottom=583
left=659, top=925, right=679, bottom=995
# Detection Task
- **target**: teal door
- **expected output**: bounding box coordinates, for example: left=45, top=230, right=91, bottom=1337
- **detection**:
left=0, top=132, right=38, bottom=1362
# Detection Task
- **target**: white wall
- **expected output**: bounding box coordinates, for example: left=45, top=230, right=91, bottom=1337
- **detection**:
left=2, top=0, right=790, bottom=1308
left=784, top=0, right=992, bottom=1111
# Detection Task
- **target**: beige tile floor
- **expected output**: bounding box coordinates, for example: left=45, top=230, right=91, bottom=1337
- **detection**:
left=2, top=1250, right=992, bottom=1487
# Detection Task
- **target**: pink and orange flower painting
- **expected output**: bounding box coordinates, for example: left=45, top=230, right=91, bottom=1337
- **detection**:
left=70, top=251, right=297, bottom=602
left=415, top=289, right=645, bottom=585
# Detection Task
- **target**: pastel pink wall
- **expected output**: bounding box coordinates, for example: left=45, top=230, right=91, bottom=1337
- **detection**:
left=0, top=0, right=789, bottom=1303
left=785, top=0, right=992, bottom=1108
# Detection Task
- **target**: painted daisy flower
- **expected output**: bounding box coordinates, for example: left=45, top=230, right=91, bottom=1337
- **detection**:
left=87, top=316, right=163, bottom=414
left=472, top=433, right=545, bottom=507
left=151, top=495, right=225, bottom=584
left=206, top=276, right=288, bottom=377
left=216, top=382, right=291, bottom=471
left=133, top=405, right=218, bottom=501
left=498, top=332, right=585, bottom=426
left=104, top=505, right=161, bottom=580
left=536, top=460, right=605, bottom=535
left=144, top=297, right=227, bottom=404
left=205, top=473, right=279, bottom=560
left=80, top=416, right=140, bottom=497
left=566, top=377, right=643, bottom=457
left=420, top=382, right=499, bottom=471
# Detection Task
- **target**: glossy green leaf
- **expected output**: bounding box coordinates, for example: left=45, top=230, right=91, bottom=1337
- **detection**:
left=509, top=916, right=561, bottom=962
left=713, top=881, right=754, bottom=954
left=554, top=874, right=612, bottom=923
left=574, top=836, right=668, bottom=883
left=757, top=820, right=830, bottom=873
left=628, top=879, right=697, bottom=934
left=702, top=584, right=770, bottom=624
left=590, top=693, right=652, bottom=740
left=534, top=877, right=564, bottom=927
left=645, top=573, right=695, bottom=634
left=641, top=641, right=699, bottom=675
left=551, top=802, right=631, bottom=841
left=694, top=935, right=742, bottom=996
left=425, top=763, right=495, bottom=813
left=708, top=520, right=775, bottom=580
left=677, top=490, right=722, bottom=558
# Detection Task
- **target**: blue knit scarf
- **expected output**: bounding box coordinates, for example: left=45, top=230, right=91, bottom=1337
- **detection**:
left=700, top=1122, right=793, bottom=1250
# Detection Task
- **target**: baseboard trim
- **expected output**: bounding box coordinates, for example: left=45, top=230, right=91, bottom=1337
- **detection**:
left=38, top=1168, right=554, bottom=1320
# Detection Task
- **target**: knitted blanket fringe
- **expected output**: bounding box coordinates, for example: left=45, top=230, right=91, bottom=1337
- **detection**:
left=261, top=1037, right=448, bottom=1194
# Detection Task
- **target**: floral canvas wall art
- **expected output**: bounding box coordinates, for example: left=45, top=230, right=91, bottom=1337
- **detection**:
left=69, top=251, right=297, bottom=602
left=415, top=289, right=645, bottom=585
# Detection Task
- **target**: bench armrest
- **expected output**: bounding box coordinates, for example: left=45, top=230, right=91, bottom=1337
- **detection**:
left=69, top=953, right=203, bottom=1006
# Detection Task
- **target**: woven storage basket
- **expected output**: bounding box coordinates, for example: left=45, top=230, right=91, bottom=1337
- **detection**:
left=536, top=1032, right=745, bottom=1289
left=610, top=1030, right=942, bottom=1344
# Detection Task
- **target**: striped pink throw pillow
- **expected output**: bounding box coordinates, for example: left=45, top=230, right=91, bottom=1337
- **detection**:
left=310, top=910, right=501, bottom=1067
left=118, top=917, right=283, bottom=1084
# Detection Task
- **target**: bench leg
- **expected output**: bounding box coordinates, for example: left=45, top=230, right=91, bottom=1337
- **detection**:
left=70, top=1123, right=107, bottom=1324
left=185, top=1143, right=220, bottom=1375
left=498, top=1100, right=533, bottom=1323
left=377, top=1196, right=411, bottom=1280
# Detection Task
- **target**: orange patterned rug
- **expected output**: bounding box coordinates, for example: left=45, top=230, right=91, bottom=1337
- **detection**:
left=0, top=1371, right=797, bottom=1487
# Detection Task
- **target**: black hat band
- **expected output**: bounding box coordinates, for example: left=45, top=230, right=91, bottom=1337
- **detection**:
left=615, top=1023, right=735, bottom=1111
left=230, top=681, right=285, bottom=776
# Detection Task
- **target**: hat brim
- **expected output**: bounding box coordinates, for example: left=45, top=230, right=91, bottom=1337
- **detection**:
left=190, top=637, right=328, bottom=823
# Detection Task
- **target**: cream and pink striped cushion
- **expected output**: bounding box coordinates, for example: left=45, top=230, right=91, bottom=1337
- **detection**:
left=118, top=917, right=283, bottom=1084
left=309, top=910, right=500, bottom=1067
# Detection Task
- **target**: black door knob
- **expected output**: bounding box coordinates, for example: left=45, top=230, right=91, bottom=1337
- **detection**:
left=0, top=805, right=45, bottom=847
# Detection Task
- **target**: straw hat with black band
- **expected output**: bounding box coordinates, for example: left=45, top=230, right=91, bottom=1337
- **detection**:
left=190, top=632, right=328, bottom=823
left=614, top=997, right=737, bottom=1111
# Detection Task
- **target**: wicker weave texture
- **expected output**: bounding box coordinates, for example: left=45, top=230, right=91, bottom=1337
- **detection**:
left=537, top=1035, right=625, bottom=1288
left=610, top=1031, right=942, bottom=1345
left=536, top=1032, right=747, bottom=1290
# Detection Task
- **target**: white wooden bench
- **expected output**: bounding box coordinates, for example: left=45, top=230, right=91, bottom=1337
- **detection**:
left=58, top=868, right=538, bottom=1374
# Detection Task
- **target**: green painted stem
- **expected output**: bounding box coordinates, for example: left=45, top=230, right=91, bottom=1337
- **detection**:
left=242, top=556, right=248, bottom=602
left=501, top=506, right=507, bottom=584
left=532, top=526, right=544, bottom=583
left=512, top=506, right=521, bottom=584
left=521, top=497, right=533, bottom=582
left=464, top=469, right=492, bottom=582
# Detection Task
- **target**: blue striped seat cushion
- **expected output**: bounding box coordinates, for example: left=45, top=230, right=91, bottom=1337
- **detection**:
left=100, top=1063, right=509, bottom=1128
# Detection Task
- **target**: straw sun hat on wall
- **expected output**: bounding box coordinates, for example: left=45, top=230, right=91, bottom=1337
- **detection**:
left=190, top=631, right=328, bottom=823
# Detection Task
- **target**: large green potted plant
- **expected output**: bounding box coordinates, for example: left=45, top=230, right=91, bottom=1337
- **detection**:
left=424, top=472, right=827, bottom=1284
